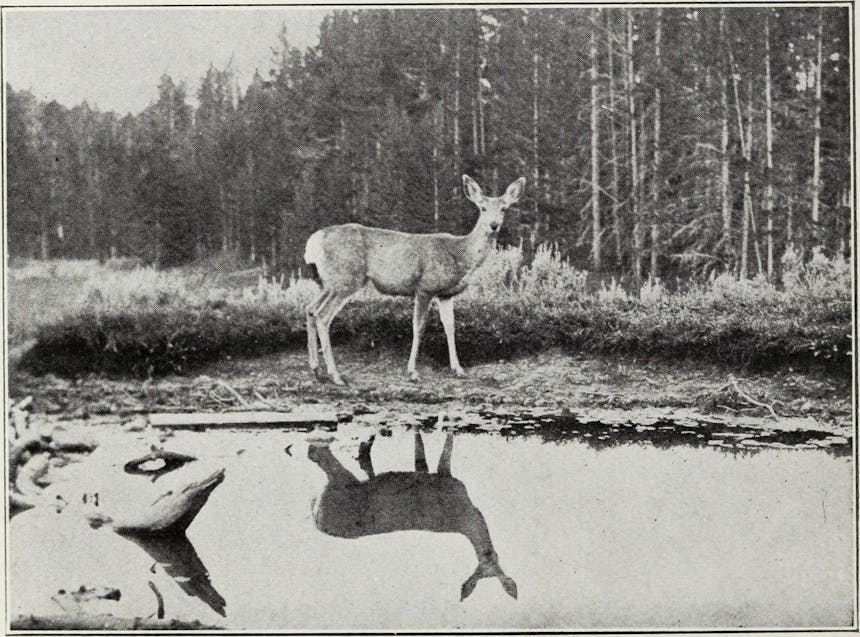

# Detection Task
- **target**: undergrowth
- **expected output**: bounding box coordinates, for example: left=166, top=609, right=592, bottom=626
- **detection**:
left=16, top=244, right=853, bottom=378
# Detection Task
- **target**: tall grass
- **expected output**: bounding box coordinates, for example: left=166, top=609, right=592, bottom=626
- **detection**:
left=14, top=245, right=853, bottom=377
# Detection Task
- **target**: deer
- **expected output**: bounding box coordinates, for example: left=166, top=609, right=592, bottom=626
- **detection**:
left=304, top=174, right=525, bottom=385
left=308, top=432, right=518, bottom=601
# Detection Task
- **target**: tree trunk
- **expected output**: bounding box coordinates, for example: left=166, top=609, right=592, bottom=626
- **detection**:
left=626, top=10, right=641, bottom=284
left=746, top=79, right=763, bottom=277
left=246, top=151, right=256, bottom=262
left=453, top=37, right=461, bottom=178
left=719, top=10, right=732, bottom=265
left=89, top=165, right=99, bottom=259
left=432, top=102, right=441, bottom=231
left=590, top=9, right=601, bottom=271
left=764, top=11, right=775, bottom=279
left=811, top=8, right=823, bottom=239
left=471, top=96, right=479, bottom=156
left=607, top=10, right=623, bottom=267
left=532, top=26, right=540, bottom=231
left=729, top=40, right=755, bottom=278
left=219, top=184, right=229, bottom=253
left=650, top=8, right=662, bottom=280
left=477, top=77, right=486, bottom=156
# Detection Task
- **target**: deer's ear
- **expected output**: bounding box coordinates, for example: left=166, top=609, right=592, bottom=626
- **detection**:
left=462, top=174, right=483, bottom=204
left=502, top=177, right=525, bottom=206
left=500, top=575, right=518, bottom=599
left=460, top=571, right=480, bottom=601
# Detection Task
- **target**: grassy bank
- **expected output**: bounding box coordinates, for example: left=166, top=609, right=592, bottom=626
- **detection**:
left=13, top=246, right=853, bottom=378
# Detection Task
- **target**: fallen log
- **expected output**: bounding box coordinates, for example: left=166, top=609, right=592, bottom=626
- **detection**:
left=149, top=409, right=340, bottom=428
left=11, top=614, right=222, bottom=630
left=111, top=468, right=225, bottom=536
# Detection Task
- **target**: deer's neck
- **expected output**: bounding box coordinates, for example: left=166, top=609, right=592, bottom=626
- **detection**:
left=459, top=223, right=495, bottom=274
left=459, top=505, right=499, bottom=567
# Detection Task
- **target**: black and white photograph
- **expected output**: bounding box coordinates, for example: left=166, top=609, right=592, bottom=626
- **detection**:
left=2, top=2, right=856, bottom=632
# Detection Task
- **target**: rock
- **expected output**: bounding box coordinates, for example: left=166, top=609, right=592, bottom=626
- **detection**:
left=122, top=417, right=148, bottom=433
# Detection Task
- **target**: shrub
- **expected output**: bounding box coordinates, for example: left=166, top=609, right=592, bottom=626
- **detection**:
left=15, top=245, right=853, bottom=378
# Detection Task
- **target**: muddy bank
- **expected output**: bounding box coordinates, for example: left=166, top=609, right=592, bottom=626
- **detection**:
left=9, top=349, right=852, bottom=429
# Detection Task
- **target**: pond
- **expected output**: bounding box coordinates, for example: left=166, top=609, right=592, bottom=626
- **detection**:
left=9, top=411, right=855, bottom=631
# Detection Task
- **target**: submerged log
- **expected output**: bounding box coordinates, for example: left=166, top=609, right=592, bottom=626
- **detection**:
left=11, top=614, right=222, bottom=630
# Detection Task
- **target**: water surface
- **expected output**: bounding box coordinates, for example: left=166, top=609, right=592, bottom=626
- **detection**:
left=9, top=415, right=855, bottom=630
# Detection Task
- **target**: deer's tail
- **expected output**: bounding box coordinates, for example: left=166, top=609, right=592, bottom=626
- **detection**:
left=304, top=230, right=324, bottom=265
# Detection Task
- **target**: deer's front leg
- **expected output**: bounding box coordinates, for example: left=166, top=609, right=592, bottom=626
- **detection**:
left=437, top=297, right=465, bottom=377
left=407, top=293, right=432, bottom=381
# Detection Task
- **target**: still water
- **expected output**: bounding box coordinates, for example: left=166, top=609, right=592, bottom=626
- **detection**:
left=9, top=415, right=855, bottom=630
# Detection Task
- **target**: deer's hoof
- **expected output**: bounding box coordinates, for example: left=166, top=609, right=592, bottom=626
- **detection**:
left=331, top=375, right=346, bottom=386
left=312, top=367, right=326, bottom=382
left=409, top=371, right=420, bottom=383
left=452, top=367, right=466, bottom=378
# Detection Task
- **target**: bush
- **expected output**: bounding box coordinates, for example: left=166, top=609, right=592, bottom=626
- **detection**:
left=17, top=245, right=852, bottom=378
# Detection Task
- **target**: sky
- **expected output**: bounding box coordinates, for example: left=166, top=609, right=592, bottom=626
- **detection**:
left=3, top=8, right=330, bottom=115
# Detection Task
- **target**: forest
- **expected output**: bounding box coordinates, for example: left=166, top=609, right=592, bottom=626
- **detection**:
left=5, top=7, right=852, bottom=282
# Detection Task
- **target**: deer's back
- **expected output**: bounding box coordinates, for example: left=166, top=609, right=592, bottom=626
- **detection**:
left=308, top=224, right=472, bottom=297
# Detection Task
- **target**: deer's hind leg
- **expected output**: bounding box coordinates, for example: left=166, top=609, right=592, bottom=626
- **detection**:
left=307, top=289, right=333, bottom=378
left=407, top=293, right=432, bottom=382
left=315, top=289, right=355, bottom=386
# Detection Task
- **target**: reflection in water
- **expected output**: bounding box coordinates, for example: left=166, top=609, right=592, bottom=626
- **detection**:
left=430, top=411, right=854, bottom=457
left=309, top=432, right=517, bottom=601
left=121, top=533, right=226, bottom=617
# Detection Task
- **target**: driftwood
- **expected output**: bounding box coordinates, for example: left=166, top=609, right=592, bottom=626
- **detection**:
left=9, top=436, right=53, bottom=512
left=148, top=581, right=165, bottom=619
left=111, top=468, right=225, bottom=536
left=149, top=409, right=339, bottom=428
left=10, top=434, right=225, bottom=537
left=123, top=450, right=197, bottom=481
left=11, top=614, right=221, bottom=630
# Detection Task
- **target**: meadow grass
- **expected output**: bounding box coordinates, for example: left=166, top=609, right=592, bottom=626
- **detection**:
left=10, top=245, right=852, bottom=378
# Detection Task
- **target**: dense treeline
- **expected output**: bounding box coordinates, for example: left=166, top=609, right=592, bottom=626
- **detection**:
left=5, top=7, right=851, bottom=280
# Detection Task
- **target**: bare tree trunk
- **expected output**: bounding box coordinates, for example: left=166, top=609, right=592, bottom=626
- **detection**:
left=478, top=76, right=486, bottom=156
left=729, top=41, right=755, bottom=278
left=650, top=8, right=662, bottom=280
left=590, top=9, right=601, bottom=271
left=532, top=32, right=540, bottom=223
left=626, top=10, right=642, bottom=284
left=747, top=80, right=764, bottom=277
left=607, top=10, right=623, bottom=267
left=89, top=165, right=99, bottom=259
left=246, top=151, right=256, bottom=262
left=432, top=102, right=441, bottom=230
left=453, top=37, right=461, bottom=178
left=719, top=10, right=732, bottom=264
left=219, top=184, right=229, bottom=252
left=764, top=11, right=775, bottom=279
left=787, top=199, right=794, bottom=243
left=41, top=140, right=57, bottom=260
left=527, top=18, right=540, bottom=252
left=811, top=8, right=823, bottom=240
left=471, top=96, right=479, bottom=156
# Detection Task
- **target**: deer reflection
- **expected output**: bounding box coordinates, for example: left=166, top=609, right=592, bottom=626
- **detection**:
left=309, top=432, right=517, bottom=601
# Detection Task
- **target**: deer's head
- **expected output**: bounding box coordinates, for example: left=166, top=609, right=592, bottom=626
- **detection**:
left=463, top=175, right=525, bottom=237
